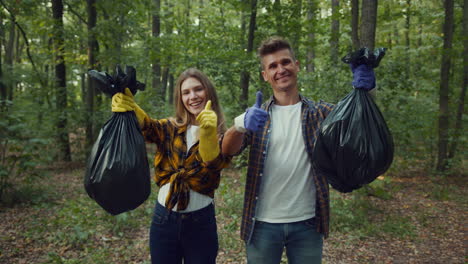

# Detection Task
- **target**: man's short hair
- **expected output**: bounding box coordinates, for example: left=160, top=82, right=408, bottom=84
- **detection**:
left=257, top=36, right=296, bottom=61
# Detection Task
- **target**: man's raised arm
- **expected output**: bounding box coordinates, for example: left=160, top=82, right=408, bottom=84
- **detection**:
left=221, top=91, right=268, bottom=156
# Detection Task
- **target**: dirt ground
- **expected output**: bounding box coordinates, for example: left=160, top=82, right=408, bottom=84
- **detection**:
left=0, top=164, right=466, bottom=264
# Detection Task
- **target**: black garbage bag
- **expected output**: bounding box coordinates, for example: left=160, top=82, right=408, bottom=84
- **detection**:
left=312, top=48, right=394, bottom=193
left=84, top=65, right=151, bottom=215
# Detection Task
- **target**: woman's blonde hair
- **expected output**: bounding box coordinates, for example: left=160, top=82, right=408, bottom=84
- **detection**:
left=172, top=68, right=226, bottom=134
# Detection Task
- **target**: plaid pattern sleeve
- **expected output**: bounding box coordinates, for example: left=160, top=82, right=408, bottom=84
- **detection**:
left=239, top=96, right=335, bottom=242
left=141, top=118, right=231, bottom=211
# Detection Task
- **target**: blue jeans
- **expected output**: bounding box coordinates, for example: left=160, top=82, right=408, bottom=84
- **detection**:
left=246, top=218, right=323, bottom=264
left=149, top=202, right=218, bottom=264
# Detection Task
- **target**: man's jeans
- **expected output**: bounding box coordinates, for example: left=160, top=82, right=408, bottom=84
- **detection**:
left=149, top=202, right=218, bottom=264
left=246, top=218, right=323, bottom=264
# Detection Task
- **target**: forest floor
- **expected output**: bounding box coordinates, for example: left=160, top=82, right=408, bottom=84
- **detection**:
left=0, top=162, right=466, bottom=264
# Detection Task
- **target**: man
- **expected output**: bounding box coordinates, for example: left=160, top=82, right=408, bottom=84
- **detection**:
left=221, top=37, right=376, bottom=264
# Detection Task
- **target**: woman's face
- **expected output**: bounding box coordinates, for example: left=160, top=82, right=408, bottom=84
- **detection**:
left=181, top=77, right=208, bottom=117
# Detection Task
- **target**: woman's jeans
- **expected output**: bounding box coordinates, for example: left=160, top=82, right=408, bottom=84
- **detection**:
left=149, top=202, right=218, bottom=264
left=246, top=218, right=323, bottom=264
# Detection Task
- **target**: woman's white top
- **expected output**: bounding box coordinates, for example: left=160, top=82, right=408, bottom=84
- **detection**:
left=157, top=125, right=213, bottom=212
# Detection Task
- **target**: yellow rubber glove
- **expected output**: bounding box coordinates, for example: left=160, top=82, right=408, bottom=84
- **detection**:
left=196, top=100, right=220, bottom=162
left=111, top=88, right=148, bottom=127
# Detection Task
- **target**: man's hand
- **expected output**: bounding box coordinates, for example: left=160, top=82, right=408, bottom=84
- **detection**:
left=111, top=88, right=148, bottom=127
left=196, top=101, right=220, bottom=162
left=244, top=91, right=268, bottom=132
left=351, top=63, right=376, bottom=91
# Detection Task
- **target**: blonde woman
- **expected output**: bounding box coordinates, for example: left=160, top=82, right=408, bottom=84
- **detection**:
left=112, top=68, right=230, bottom=264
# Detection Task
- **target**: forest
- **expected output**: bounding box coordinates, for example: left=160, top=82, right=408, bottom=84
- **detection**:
left=0, top=0, right=466, bottom=263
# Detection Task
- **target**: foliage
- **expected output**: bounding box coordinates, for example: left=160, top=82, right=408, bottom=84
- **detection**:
left=330, top=178, right=417, bottom=240
left=0, top=107, right=51, bottom=204
left=0, top=0, right=465, bottom=204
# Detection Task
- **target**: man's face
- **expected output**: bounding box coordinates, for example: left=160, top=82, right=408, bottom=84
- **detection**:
left=261, top=49, right=300, bottom=93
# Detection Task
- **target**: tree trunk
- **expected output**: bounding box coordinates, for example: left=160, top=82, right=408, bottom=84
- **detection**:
left=161, top=0, right=174, bottom=104
left=152, top=0, right=162, bottom=101
left=199, top=0, right=203, bottom=29
left=40, top=63, right=50, bottom=125
left=52, top=0, right=71, bottom=162
left=0, top=16, right=5, bottom=111
left=330, top=0, right=340, bottom=64
left=360, top=0, right=377, bottom=50
left=240, top=71, right=249, bottom=110
left=393, top=25, right=399, bottom=46
left=404, top=0, right=411, bottom=78
left=436, top=0, right=454, bottom=171
left=168, top=73, right=174, bottom=105
left=306, top=0, right=316, bottom=72
left=448, top=0, right=467, bottom=159
left=5, top=16, right=15, bottom=102
left=240, top=0, right=246, bottom=46
left=15, top=26, right=22, bottom=64
left=161, top=67, right=169, bottom=103
left=351, top=0, right=360, bottom=50
left=86, top=0, right=97, bottom=149
left=240, top=0, right=257, bottom=110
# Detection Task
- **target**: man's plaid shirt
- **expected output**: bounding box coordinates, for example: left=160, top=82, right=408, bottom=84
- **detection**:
left=141, top=118, right=231, bottom=211
left=234, top=95, right=334, bottom=242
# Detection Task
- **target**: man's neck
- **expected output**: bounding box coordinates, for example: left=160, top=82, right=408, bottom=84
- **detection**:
left=273, top=89, right=300, bottom=106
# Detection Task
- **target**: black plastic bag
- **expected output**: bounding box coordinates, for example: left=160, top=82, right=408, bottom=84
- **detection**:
left=312, top=48, right=393, bottom=193
left=84, top=65, right=150, bottom=215
left=88, top=65, right=146, bottom=97
left=341, top=47, right=387, bottom=68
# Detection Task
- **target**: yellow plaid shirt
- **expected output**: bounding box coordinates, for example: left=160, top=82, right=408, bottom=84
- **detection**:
left=141, top=118, right=231, bottom=211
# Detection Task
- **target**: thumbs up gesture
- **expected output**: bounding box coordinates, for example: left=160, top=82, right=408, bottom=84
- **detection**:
left=196, top=100, right=217, bottom=129
left=196, top=100, right=220, bottom=162
left=244, top=91, right=268, bottom=132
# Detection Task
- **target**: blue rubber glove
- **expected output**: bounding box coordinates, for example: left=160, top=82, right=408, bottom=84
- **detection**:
left=351, top=63, right=376, bottom=91
left=244, top=91, right=268, bottom=132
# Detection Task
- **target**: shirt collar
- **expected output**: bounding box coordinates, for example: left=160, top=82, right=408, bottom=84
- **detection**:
left=264, top=94, right=308, bottom=110
left=176, top=124, right=188, bottom=134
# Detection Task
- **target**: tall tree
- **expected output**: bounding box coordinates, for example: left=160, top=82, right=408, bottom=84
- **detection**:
left=152, top=0, right=161, bottom=100
left=351, top=0, right=360, bottom=49
left=360, top=0, right=377, bottom=50
left=404, top=0, right=411, bottom=78
left=161, top=0, right=173, bottom=103
left=86, top=0, right=98, bottom=149
left=436, top=0, right=454, bottom=171
left=168, top=73, right=174, bottom=105
left=0, top=15, right=5, bottom=111
left=52, top=0, right=71, bottom=161
left=330, top=0, right=340, bottom=64
left=306, top=0, right=316, bottom=72
left=4, top=11, right=15, bottom=102
left=448, top=0, right=466, bottom=160
left=240, top=0, right=257, bottom=110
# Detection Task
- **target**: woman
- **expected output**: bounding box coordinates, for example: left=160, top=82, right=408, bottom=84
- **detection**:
left=111, top=68, right=230, bottom=264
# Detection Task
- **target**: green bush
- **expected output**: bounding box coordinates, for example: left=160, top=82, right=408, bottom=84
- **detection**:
left=0, top=112, right=51, bottom=204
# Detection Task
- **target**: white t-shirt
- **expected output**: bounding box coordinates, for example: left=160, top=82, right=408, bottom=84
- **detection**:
left=157, top=125, right=213, bottom=212
left=256, top=102, right=316, bottom=223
